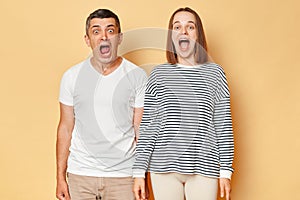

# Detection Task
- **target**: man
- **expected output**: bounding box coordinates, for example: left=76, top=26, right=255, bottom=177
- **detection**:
left=56, top=9, right=147, bottom=200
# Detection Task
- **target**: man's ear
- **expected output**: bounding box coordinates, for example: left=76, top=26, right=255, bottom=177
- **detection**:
left=118, top=33, right=123, bottom=45
left=84, top=35, right=91, bottom=47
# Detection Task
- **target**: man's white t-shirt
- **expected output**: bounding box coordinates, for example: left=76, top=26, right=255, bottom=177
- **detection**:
left=59, top=57, right=147, bottom=177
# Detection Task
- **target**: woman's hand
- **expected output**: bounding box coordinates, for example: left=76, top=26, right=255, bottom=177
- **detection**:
left=133, top=177, right=146, bottom=200
left=219, top=178, right=231, bottom=200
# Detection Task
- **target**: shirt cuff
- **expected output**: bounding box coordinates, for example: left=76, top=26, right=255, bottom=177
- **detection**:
left=220, top=170, right=232, bottom=180
left=132, top=169, right=146, bottom=178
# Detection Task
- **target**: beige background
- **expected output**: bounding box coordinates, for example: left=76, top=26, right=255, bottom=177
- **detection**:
left=0, top=0, right=299, bottom=199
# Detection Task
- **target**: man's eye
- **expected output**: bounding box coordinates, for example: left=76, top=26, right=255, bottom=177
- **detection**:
left=93, top=30, right=99, bottom=34
left=107, top=29, right=114, bottom=33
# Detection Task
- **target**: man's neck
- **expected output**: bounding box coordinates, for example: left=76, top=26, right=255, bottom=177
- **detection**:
left=91, top=57, right=123, bottom=75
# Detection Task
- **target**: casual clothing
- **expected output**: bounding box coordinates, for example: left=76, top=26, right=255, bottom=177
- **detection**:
left=59, top=57, right=147, bottom=177
left=150, top=173, right=218, bottom=200
left=133, top=63, right=234, bottom=179
left=68, top=173, right=135, bottom=200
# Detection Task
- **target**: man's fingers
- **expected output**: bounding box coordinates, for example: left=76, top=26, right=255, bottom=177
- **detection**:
left=58, top=193, right=70, bottom=200
left=66, top=194, right=71, bottom=200
left=57, top=195, right=65, bottom=200
left=56, top=192, right=64, bottom=200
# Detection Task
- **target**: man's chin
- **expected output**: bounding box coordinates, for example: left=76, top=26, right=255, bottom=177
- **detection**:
left=93, top=51, right=119, bottom=64
left=98, top=56, right=118, bottom=64
left=95, top=53, right=111, bottom=61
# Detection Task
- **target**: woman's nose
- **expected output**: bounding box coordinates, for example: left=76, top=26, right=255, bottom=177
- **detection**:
left=181, top=27, right=188, bottom=35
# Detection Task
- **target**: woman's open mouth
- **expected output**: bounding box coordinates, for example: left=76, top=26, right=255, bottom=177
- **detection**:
left=179, top=38, right=190, bottom=50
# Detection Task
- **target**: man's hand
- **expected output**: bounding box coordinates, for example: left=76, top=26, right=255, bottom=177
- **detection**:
left=56, top=179, right=71, bottom=200
left=133, top=177, right=146, bottom=200
left=219, top=178, right=231, bottom=200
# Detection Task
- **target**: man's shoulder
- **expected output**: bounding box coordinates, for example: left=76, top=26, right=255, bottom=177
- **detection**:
left=121, top=58, right=147, bottom=76
left=62, top=59, right=88, bottom=78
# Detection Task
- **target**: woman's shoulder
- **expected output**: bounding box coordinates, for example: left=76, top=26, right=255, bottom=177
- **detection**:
left=149, top=63, right=176, bottom=74
left=202, top=62, right=223, bottom=70
left=201, top=62, right=226, bottom=76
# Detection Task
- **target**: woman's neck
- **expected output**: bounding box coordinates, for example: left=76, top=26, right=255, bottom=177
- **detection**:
left=177, top=57, right=196, bottom=66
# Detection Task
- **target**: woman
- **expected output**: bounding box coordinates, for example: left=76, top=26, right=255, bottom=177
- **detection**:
left=133, top=7, right=234, bottom=200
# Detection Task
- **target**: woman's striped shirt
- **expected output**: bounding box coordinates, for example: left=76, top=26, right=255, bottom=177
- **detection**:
left=133, top=63, right=234, bottom=179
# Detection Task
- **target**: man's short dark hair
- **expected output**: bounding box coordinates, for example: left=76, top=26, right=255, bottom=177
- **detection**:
left=86, top=9, right=121, bottom=36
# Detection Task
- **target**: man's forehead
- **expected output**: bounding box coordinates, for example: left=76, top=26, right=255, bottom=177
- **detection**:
left=89, top=17, right=117, bottom=27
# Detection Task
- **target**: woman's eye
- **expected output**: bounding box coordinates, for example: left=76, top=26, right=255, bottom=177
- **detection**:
left=173, top=26, right=180, bottom=30
left=188, top=25, right=195, bottom=30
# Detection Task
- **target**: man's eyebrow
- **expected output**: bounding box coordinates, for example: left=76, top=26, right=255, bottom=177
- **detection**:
left=90, top=24, right=116, bottom=29
left=106, top=24, right=116, bottom=28
left=91, top=24, right=100, bottom=29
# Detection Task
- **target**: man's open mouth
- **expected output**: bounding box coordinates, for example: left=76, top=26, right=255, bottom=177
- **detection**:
left=100, top=45, right=110, bottom=54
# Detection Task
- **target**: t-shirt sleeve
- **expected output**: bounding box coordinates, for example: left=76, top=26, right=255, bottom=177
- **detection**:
left=134, top=69, right=148, bottom=108
left=59, top=70, right=75, bottom=106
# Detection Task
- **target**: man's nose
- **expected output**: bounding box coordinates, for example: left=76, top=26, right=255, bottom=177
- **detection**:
left=101, top=31, right=108, bottom=40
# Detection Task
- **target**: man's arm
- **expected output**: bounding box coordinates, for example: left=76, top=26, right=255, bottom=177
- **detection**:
left=133, top=107, right=144, bottom=141
left=133, top=107, right=147, bottom=200
left=56, top=103, right=75, bottom=200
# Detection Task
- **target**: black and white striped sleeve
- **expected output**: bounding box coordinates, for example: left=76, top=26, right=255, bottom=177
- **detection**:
left=213, top=66, right=234, bottom=179
left=133, top=69, right=160, bottom=178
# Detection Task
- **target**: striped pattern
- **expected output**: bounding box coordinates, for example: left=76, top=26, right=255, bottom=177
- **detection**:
left=133, top=63, right=234, bottom=178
